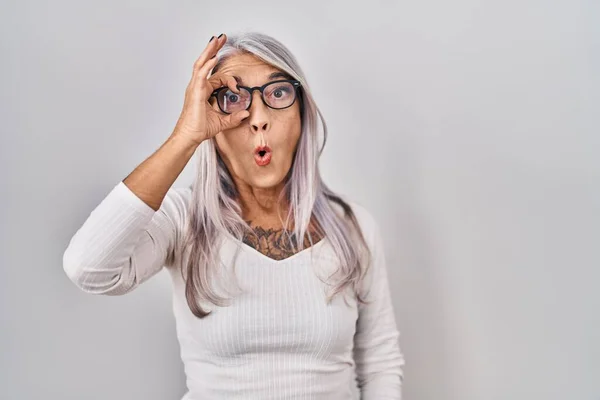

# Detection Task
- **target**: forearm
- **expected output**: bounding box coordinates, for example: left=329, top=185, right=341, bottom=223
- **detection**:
left=123, top=130, right=199, bottom=211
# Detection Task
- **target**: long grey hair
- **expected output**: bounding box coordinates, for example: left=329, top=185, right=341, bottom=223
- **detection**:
left=178, top=31, right=372, bottom=318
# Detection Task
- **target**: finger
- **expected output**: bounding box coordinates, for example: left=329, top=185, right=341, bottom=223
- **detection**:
left=207, top=73, right=240, bottom=94
left=192, top=33, right=227, bottom=75
left=217, top=109, right=250, bottom=131
left=197, top=55, right=220, bottom=82
left=187, top=55, right=218, bottom=91
left=193, top=33, right=225, bottom=71
left=192, top=37, right=218, bottom=74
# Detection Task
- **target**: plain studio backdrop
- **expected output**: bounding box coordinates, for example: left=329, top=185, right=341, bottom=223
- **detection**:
left=1, top=0, right=598, bottom=399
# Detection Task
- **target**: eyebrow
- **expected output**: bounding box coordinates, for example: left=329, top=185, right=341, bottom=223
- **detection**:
left=232, top=71, right=293, bottom=86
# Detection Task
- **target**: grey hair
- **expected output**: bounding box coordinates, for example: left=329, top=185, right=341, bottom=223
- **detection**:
left=178, top=31, right=372, bottom=318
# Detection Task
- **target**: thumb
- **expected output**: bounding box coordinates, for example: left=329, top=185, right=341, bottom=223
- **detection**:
left=221, top=110, right=250, bottom=130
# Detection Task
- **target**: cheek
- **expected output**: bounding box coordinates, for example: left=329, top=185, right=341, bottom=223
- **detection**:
left=214, top=133, right=242, bottom=163
left=274, top=109, right=302, bottom=149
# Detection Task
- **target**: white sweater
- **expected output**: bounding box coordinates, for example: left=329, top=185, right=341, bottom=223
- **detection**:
left=63, top=181, right=405, bottom=399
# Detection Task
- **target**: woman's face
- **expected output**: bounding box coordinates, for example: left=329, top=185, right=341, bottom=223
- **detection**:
left=211, top=53, right=302, bottom=192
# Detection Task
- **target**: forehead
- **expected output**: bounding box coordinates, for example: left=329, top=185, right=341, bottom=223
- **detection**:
left=216, top=53, right=291, bottom=86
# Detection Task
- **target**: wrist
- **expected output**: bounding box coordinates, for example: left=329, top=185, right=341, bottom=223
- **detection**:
left=169, top=129, right=203, bottom=150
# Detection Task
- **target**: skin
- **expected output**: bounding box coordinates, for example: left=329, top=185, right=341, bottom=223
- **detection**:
left=210, top=53, right=322, bottom=260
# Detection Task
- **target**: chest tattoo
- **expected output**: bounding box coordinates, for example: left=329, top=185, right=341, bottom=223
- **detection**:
left=242, top=220, right=324, bottom=261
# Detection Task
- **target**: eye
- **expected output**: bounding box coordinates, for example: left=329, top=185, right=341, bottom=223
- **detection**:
left=225, top=92, right=240, bottom=103
left=266, top=84, right=292, bottom=99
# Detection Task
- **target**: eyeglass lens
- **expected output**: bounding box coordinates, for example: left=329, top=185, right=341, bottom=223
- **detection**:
left=216, top=81, right=296, bottom=113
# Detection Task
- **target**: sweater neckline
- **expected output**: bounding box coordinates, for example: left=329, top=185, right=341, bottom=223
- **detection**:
left=224, top=233, right=328, bottom=265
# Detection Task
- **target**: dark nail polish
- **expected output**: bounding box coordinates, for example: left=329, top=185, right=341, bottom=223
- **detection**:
left=209, top=36, right=215, bottom=42
left=217, top=33, right=224, bottom=39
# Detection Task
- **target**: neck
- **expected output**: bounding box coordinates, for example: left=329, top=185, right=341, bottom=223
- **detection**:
left=235, top=180, right=291, bottom=230
left=233, top=177, right=324, bottom=245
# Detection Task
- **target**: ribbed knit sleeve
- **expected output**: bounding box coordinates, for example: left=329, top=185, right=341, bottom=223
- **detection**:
left=353, top=215, right=406, bottom=399
left=62, top=181, right=190, bottom=295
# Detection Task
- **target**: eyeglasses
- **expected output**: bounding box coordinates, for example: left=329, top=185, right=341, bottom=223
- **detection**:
left=210, top=79, right=302, bottom=114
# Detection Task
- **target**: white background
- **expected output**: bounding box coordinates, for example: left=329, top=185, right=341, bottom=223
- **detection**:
left=1, top=0, right=598, bottom=399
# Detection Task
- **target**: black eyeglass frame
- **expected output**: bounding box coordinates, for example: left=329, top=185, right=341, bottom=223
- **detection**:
left=210, top=79, right=302, bottom=114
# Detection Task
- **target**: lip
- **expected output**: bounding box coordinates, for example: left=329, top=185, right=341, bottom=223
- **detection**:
left=254, top=145, right=272, bottom=166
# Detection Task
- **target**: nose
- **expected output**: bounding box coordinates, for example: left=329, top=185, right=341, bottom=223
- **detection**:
left=248, top=90, right=269, bottom=133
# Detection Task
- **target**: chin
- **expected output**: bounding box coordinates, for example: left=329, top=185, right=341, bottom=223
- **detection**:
left=245, top=167, right=288, bottom=189
left=248, top=173, right=283, bottom=189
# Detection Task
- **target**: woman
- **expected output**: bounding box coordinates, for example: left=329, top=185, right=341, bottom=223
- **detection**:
left=63, top=31, right=405, bottom=399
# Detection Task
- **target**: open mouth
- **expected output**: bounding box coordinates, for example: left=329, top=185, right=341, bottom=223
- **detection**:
left=254, top=145, right=272, bottom=166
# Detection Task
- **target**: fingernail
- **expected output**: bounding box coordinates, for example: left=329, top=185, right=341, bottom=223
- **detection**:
left=209, top=36, right=215, bottom=42
left=217, top=33, right=224, bottom=39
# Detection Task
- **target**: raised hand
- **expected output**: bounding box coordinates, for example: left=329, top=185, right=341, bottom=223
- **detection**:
left=174, top=33, right=250, bottom=145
